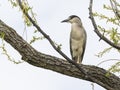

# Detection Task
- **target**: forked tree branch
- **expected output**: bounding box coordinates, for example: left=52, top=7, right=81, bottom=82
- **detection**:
left=0, top=0, right=120, bottom=90
left=89, top=0, right=120, bottom=50
left=17, top=0, right=88, bottom=76
left=0, top=19, right=120, bottom=90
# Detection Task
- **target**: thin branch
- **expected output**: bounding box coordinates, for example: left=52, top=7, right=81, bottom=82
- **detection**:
left=17, top=0, right=88, bottom=76
left=89, top=0, right=120, bottom=50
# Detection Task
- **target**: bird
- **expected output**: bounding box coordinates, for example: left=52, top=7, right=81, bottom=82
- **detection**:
left=61, top=15, right=87, bottom=64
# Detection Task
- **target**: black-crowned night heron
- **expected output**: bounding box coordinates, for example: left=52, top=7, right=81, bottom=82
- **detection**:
left=61, top=15, right=87, bottom=64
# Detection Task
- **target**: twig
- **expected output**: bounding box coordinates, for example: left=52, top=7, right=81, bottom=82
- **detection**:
left=97, top=59, right=120, bottom=66
left=99, top=29, right=106, bottom=41
left=89, top=0, right=120, bottom=50
left=17, top=0, right=87, bottom=76
left=109, top=0, right=120, bottom=23
left=91, top=83, right=95, bottom=90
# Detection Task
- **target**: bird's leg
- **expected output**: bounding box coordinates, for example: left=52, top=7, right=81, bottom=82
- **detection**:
left=73, top=56, right=77, bottom=63
left=77, top=56, right=80, bottom=64
left=77, top=56, right=80, bottom=63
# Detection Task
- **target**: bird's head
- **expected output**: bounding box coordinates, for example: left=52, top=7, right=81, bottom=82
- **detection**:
left=61, top=15, right=81, bottom=24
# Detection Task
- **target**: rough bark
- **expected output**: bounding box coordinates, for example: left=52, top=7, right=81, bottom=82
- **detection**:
left=0, top=19, right=120, bottom=90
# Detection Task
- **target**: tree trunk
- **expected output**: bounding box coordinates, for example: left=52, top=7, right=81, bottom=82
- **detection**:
left=0, top=19, right=120, bottom=90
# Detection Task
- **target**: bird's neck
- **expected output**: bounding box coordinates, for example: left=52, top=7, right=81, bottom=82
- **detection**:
left=73, top=21, right=83, bottom=26
left=71, top=23, right=83, bottom=30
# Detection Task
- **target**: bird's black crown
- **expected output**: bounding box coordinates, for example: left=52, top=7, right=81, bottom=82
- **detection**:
left=69, top=15, right=80, bottom=19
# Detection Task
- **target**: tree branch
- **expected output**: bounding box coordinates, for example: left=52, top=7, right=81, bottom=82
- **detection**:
left=0, top=19, right=120, bottom=90
left=89, top=0, right=120, bottom=50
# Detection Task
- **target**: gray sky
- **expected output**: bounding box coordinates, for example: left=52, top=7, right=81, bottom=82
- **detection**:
left=0, top=0, right=119, bottom=90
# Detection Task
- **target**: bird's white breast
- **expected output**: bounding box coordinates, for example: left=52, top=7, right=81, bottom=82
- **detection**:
left=70, top=23, right=85, bottom=56
left=71, top=23, right=85, bottom=40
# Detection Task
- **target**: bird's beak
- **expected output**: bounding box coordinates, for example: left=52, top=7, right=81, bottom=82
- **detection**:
left=61, top=19, right=69, bottom=23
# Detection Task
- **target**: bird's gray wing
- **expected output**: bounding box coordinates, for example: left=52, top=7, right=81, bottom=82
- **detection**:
left=70, top=37, right=74, bottom=60
left=70, top=37, right=78, bottom=62
left=80, top=30, right=87, bottom=62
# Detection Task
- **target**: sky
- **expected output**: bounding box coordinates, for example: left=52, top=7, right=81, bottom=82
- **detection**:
left=0, top=0, right=120, bottom=90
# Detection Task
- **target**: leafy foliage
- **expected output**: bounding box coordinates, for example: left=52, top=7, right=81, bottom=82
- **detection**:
left=0, top=32, right=23, bottom=64
left=96, top=47, right=112, bottom=57
left=9, top=0, right=37, bottom=26
left=8, top=0, right=18, bottom=7
left=1, top=0, right=41, bottom=63
left=8, top=0, right=45, bottom=44
left=30, top=36, right=45, bottom=44
left=94, top=0, right=120, bottom=74
left=94, top=1, right=120, bottom=55
left=108, top=62, right=120, bottom=74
